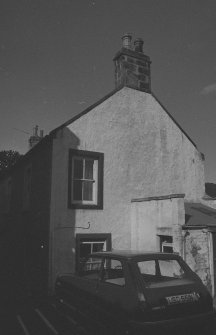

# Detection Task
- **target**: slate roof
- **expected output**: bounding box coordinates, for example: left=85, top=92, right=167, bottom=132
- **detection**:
left=184, top=202, right=216, bottom=228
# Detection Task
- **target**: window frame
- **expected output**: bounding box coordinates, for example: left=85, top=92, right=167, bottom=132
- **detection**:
left=159, top=235, right=173, bottom=253
left=76, top=233, right=111, bottom=272
left=68, top=149, right=104, bottom=209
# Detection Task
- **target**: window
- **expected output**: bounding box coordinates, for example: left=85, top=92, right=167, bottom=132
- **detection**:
left=23, top=165, right=32, bottom=210
left=68, top=149, right=103, bottom=209
left=138, top=260, right=156, bottom=276
left=159, top=260, right=185, bottom=279
left=160, top=235, right=173, bottom=253
left=76, top=233, right=111, bottom=272
left=80, top=240, right=106, bottom=271
left=137, top=258, right=186, bottom=286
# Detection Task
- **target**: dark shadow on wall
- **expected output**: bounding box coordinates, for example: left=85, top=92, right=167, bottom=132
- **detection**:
left=0, top=128, right=81, bottom=312
left=49, top=128, right=80, bottom=294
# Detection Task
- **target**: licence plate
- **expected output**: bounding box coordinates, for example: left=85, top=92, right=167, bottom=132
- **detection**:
left=166, top=292, right=200, bottom=305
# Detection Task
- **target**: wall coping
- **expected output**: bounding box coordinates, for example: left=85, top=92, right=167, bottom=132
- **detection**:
left=131, top=194, right=185, bottom=203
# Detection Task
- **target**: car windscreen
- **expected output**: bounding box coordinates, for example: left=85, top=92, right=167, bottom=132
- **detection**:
left=137, top=259, right=188, bottom=287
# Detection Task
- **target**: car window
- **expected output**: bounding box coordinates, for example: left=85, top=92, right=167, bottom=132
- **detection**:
left=101, top=258, right=125, bottom=286
left=137, top=259, right=186, bottom=286
left=138, top=260, right=156, bottom=275
left=79, top=256, right=103, bottom=280
left=158, top=260, right=185, bottom=279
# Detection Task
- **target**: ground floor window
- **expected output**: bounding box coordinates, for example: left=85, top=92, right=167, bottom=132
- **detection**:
left=159, top=235, right=173, bottom=253
left=76, top=233, right=111, bottom=271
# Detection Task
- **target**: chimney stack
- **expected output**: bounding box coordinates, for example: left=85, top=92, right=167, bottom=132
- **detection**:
left=113, top=34, right=151, bottom=93
left=29, top=125, right=44, bottom=149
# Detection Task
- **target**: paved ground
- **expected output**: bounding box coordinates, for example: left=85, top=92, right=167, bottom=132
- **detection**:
left=0, top=296, right=216, bottom=335
left=0, top=296, right=115, bottom=335
left=0, top=297, right=91, bottom=335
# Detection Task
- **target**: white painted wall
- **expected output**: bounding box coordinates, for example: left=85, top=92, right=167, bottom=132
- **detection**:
left=49, top=87, right=205, bottom=287
left=130, top=197, right=185, bottom=254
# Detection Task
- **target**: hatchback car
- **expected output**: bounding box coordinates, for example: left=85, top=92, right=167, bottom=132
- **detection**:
left=55, top=251, right=215, bottom=334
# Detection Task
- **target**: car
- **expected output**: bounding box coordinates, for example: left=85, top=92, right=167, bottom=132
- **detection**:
left=55, top=250, right=215, bottom=335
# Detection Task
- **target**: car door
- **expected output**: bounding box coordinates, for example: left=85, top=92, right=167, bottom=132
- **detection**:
left=96, top=257, right=137, bottom=333
left=56, top=255, right=103, bottom=317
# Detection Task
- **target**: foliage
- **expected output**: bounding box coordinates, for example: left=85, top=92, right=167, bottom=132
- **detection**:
left=0, top=150, right=22, bottom=173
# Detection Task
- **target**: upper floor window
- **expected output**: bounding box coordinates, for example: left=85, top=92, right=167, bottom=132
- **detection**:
left=68, top=149, right=103, bottom=209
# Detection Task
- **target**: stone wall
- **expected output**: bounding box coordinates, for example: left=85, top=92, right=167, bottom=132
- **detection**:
left=185, top=229, right=211, bottom=292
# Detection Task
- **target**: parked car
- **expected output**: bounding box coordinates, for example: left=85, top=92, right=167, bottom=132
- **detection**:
left=55, top=250, right=215, bottom=334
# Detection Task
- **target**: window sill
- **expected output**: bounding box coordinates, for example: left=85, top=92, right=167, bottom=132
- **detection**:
left=68, top=203, right=103, bottom=210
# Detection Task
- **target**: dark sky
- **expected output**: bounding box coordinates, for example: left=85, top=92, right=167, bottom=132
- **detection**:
left=0, top=0, right=216, bottom=182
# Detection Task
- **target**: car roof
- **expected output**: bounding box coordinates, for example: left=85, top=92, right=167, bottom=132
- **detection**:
left=90, top=250, right=181, bottom=260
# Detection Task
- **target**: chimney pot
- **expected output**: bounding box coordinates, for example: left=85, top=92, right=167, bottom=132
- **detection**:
left=29, top=125, right=43, bottom=150
left=134, top=38, right=144, bottom=53
left=33, top=125, right=39, bottom=136
left=122, top=33, right=132, bottom=49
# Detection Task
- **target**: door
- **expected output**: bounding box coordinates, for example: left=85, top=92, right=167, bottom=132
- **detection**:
left=96, top=257, right=135, bottom=334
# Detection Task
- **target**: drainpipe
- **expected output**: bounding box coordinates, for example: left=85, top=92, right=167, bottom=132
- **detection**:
left=208, top=230, right=214, bottom=297
left=182, top=230, right=190, bottom=261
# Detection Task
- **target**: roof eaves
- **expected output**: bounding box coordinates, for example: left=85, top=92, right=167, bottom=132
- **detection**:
left=151, top=92, right=198, bottom=150
left=49, top=87, right=200, bottom=155
left=50, top=86, right=124, bottom=136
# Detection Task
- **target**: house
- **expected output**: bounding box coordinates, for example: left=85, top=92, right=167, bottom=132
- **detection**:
left=0, top=34, right=216, bottom=299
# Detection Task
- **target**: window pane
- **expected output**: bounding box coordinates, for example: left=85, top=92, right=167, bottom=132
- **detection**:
left=80, top=243, right=91, bottom=259
left=163, top=246, right=173, bottom=253
left=74, top=159, right=83, bottom=179
left=85, top=159, right=94, bottom=179
left=138, top=260, right=156, bottom=275
left=159, top=260, right=185, bottom=278
left=73, top=180, right=83, bottom=200
left=163, top=236, right=172, bottom=243
left=93, top=242, right=104, bottom=252
left=83, top=181, right=93, bottom=201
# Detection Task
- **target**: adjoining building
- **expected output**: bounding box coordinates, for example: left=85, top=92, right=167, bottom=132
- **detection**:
left=0, top=35, right=216, bottom=298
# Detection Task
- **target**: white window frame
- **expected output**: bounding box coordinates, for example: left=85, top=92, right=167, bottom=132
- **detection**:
left=160, top=235, right=173, bottom=253
left=81, top=240, right=106, bottom=253
left=68, top=149, right=103, bottom=209
left=71, top=156, right=98, bottom=205
left=161, top=242, right=173, bottom=253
